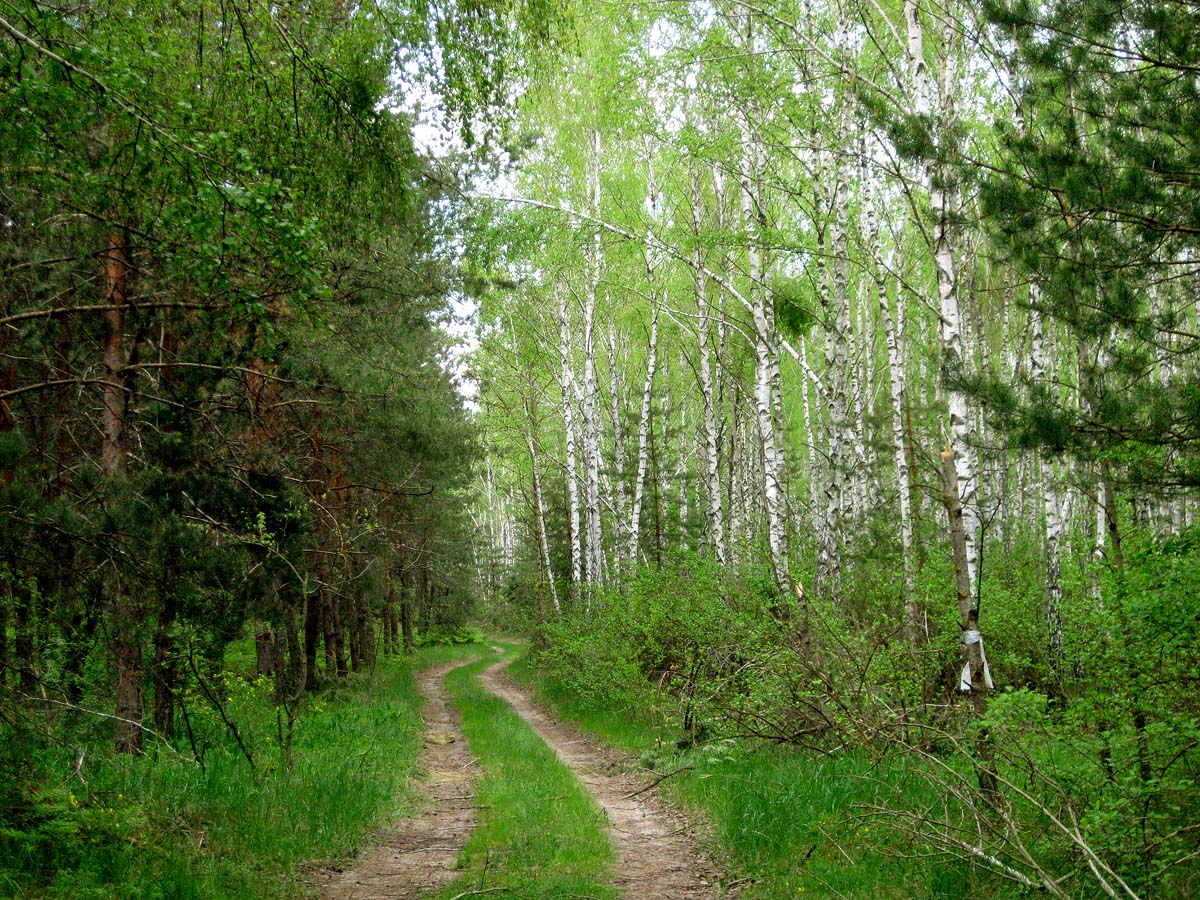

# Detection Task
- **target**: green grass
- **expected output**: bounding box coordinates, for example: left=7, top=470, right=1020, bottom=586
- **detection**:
left=428, top=644, right=618, bottom=900
left=511, top=653, right=946, bottom=900
left=0, top=642, right=488, bottom=900
left=663, top=745, right=942, bottom=899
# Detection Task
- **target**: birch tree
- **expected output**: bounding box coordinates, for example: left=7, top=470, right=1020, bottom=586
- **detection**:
left=627, top=147, right=663, bottom=566
left=581, top=129, right=606, bottom=586
left=556, top=285, right=585, bottom=595
left=690, top=157, right=727, bottom=563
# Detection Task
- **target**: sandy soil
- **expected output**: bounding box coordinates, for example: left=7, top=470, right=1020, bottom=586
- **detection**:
left=479, top=657, right=736, bottom=900
left=317, top=659, right=479, bottom=900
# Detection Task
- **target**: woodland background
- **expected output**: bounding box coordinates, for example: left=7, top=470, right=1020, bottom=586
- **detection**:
left=3, top=1, right=1199, bottom=898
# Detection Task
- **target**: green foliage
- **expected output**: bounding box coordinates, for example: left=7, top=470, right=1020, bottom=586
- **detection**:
left=0, top=647, right=443, bottom=899
left=415, top=624, right=487, bottom=647
left=770, top=276, right=817, bottom=339
left=0, top=0, right=494, bottom=850
left=531, top=552, right=772, bottom=739
left=975, top=0, right=1200, bottom=486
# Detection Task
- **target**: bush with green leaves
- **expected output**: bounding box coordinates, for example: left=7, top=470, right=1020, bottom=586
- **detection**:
left=415, top=624, right=487, bottom=647
left=531, top=552, right=768, bottom=737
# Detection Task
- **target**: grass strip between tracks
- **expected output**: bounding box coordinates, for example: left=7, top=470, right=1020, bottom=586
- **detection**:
left=427, top=644, right=618, bottom=900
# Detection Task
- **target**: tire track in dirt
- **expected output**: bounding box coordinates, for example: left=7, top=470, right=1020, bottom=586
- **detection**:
left=478, top=657, right=736, bottom=900
left=318, top=658, right=479, bottom=900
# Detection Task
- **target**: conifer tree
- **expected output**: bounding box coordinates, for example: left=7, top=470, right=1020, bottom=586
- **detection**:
left=979, top=0, right=1200, bottom=492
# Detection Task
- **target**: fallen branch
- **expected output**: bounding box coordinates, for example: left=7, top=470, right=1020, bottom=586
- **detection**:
left=19, top=694, right=193, bottom=762
left=621, top=764, right=695, bottom=800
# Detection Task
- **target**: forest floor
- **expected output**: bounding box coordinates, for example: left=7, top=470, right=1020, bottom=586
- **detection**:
left=318, top=649, right=733, bottom=900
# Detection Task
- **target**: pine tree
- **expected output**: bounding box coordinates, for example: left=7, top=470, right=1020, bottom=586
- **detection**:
left=978, top=0, right=1200, bottom=492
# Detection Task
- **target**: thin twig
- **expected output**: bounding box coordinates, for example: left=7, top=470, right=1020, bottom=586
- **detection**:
left=187, top=648, right=256, bottom=772
left=620, top=764, right=695, bottom=800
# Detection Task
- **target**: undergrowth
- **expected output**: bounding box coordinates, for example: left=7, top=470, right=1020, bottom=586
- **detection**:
left=0, top=642, right=485, bottom=900
left=511, top=657, right=990, bottom=900
left=512, top=537, right=1200, bottom=899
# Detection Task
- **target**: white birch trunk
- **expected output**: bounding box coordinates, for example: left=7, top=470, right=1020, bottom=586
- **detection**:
left=868, top=162, right=918, bottom=636
left=678, top=343, right=690, bottom=551
left=692, top=162, right=727, bottom=563
left=814, top=180, right=841, bottom=596
left=627, top=146, right=662, bottom=567
left=907, top=0, right=980, bottom=599
left=818, top=125, right=853, bottom=600
left=582, top=128, right=604, bottom=587
left=557, top=286, right=583, bottom=596
left=714, top=162, right=736, bottom=562
left=740, top=109, right=789, bottom=609
left=730, top=392, right=745, bottom=564
left=658, top=365, right=671, bottom=561
left=800, top=337, right=823, bottom=532
left=853, top=282, right=872, bottom=518
left=606, top=320, right=628, bottom=579
left=627, top=285, right=660, bottom=566
left=851, top=136, right=872, bottom=519
left=1031, top=295, right=1064, bottom=667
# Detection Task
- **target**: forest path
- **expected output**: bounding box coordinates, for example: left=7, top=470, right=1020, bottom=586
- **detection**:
left=317, top=657, right=480, bottom=900
left=478, top=656, right=735, bottom=900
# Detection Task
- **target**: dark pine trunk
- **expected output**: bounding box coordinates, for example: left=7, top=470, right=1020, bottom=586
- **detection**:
left=400, top=573, right=415, bottom=655
left=102, top=229, right=143, bottom=755
left=153, top=538, right=180, bottom=739
left=303, top=570, right=321, bottom=692
left=14, top=569, right=35, bottom=696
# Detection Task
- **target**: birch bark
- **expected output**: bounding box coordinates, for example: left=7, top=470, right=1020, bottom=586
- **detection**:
left=818, top=127, right=853, bottom=600
left=693, top=162, right=726, bottom=562
left=627, top=274, right=660, bottom=565
left=739, top=92, right=789, bottom=610
left=814, top=192, right=841, bottom=596
left=556, top=286, right=583, bottom=596
left=799, top=337, right=823, bottom=533
left=1031, top=296, right=1065, bottom=668
left=867, top=163, right=919, bottom=636
left=582, top=128, right=605, bottom=587
left=627, top=145, right=662, bottom=567
left=678, top=343, right=690, bottom=551
left=606, top=320, right=628, bottom=578
left=906, top=0, right=980, bottom=597
left=713, top=162, right=737, bottom=562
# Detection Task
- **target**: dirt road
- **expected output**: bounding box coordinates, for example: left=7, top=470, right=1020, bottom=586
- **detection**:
left=319, top=652, right=734, bottom=899
left=318, top=659, right=479, bottom=900
left=479, top=657, right=734, bottom=900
